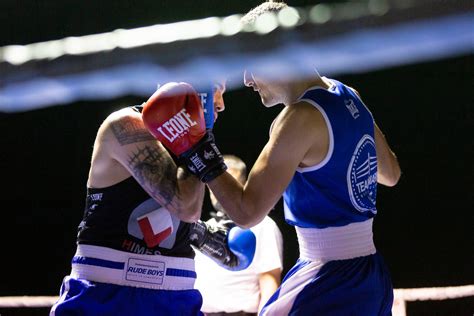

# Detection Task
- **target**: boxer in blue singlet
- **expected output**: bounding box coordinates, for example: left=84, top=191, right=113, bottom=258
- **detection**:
left=202, top=2, right=402, bottom=315
left=50, top=82, right=257, bottom=316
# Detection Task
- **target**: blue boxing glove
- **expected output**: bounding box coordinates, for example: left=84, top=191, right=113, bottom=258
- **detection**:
left=189, top=219, right=256, bottom=271
left=227, top=226, right=257, bottom=270
left=197, top=85, right=215, bottom=130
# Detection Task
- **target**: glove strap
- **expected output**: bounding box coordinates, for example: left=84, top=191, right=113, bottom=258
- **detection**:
left=189, top=220, right=210, bottom=248
left=181, top=131, right=227, bottom=182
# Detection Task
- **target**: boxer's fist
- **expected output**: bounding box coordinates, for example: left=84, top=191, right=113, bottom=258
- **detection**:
left=190, top=220, right=256, bottom=271
left=142, top=82, right=226, bottom=182
left=181, top=131, right=227, bottom=182
left=227, top=226, right=257, bottom=271
left=142, top=82, right=206, bottom=156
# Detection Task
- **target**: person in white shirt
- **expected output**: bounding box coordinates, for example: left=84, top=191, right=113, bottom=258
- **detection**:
left=195, top=155, right=284, bottom=316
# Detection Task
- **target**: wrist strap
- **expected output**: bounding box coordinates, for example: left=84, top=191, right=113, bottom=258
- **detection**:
left=181, top=131, right=227, bottom=182
left=201, top=163, right=227, bottom=182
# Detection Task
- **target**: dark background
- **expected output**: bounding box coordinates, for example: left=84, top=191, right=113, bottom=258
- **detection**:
left=0, top=1, right=473, bottom=315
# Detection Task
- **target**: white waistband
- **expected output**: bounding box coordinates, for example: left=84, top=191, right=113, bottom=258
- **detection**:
left=296, top=219, right=376, bottom=261
left=70, top=244, right=196, bottom=290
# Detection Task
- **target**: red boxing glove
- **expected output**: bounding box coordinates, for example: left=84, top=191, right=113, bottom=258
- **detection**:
left=142, top=82, right=206, bottom=156
left=142, top=82, right=227, bottom=182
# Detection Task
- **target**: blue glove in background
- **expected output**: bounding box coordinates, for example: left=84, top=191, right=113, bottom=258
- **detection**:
left=227, top=226, right=257, bottom=271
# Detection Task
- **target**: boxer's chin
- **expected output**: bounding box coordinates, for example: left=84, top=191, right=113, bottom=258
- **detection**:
left=261, top=96, right=280, bottom=108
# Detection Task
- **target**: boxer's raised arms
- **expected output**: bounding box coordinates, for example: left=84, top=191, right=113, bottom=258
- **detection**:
left=140, top=82, right=256, bottom=268
left=87, top=89, right=205, bottom=223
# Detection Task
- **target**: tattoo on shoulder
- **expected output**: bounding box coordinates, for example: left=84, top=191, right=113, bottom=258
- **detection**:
left=111, top=119, right=155, bottom=145
left=128, top=145, right=177, bottom=205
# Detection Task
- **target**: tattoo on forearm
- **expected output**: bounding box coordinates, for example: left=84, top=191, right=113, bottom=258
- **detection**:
left=111, top=120, right=155, bottom=145
left=128, top=145, right=177, bottom=205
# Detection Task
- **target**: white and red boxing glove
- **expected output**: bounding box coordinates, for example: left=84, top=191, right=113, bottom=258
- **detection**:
left=142, top=82, right=226, bottom=182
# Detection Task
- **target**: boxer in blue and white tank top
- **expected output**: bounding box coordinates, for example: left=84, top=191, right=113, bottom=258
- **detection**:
left=205, top=3, right=401, bottom=315
left=260, top=80, right=394, bottom=316
left=208, top=72, right=400, bottom=315
left=208, top=72, right=400, bottom=316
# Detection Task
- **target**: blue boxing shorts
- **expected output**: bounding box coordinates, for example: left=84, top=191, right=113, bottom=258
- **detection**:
left=50, top=277, right=203, bottom=316
left=260, top=220, right=393, bottom=316
left=50, top=245, right=203, bottom=316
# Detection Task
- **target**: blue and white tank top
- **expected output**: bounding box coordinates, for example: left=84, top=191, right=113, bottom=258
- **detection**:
left=283, top=78, right=378, bottom=228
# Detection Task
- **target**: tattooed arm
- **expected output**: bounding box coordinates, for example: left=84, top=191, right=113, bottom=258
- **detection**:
left=98, top=108, right=205, bottom=222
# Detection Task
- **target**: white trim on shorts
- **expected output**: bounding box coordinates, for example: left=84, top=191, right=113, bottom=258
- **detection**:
left=260, top=260, right=325, bottom=316
left=70, top=244, right=196, bottom=290
left=50, top=276, right=71, bottom=316
left=262, top=219, right=377, bottom=315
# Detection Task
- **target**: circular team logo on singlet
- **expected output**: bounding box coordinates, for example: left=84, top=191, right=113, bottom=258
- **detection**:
left=127, top=198, right=180, bottom=249
left=347, top=135, right=378, bottom=213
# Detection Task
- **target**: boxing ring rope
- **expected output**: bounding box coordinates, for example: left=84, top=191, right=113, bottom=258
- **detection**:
left=1, top=284, right=473, bottom=315
left=0, top=296, right=58, bottom=308
left=1, top=0, right=472, bottom=113
left=391, top=285, right=474, bottom=316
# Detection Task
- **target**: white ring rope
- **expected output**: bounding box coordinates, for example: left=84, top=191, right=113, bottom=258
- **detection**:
left=0, top=296, right=59, bottom=308
left=394, top=284, right=474, bottom=301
